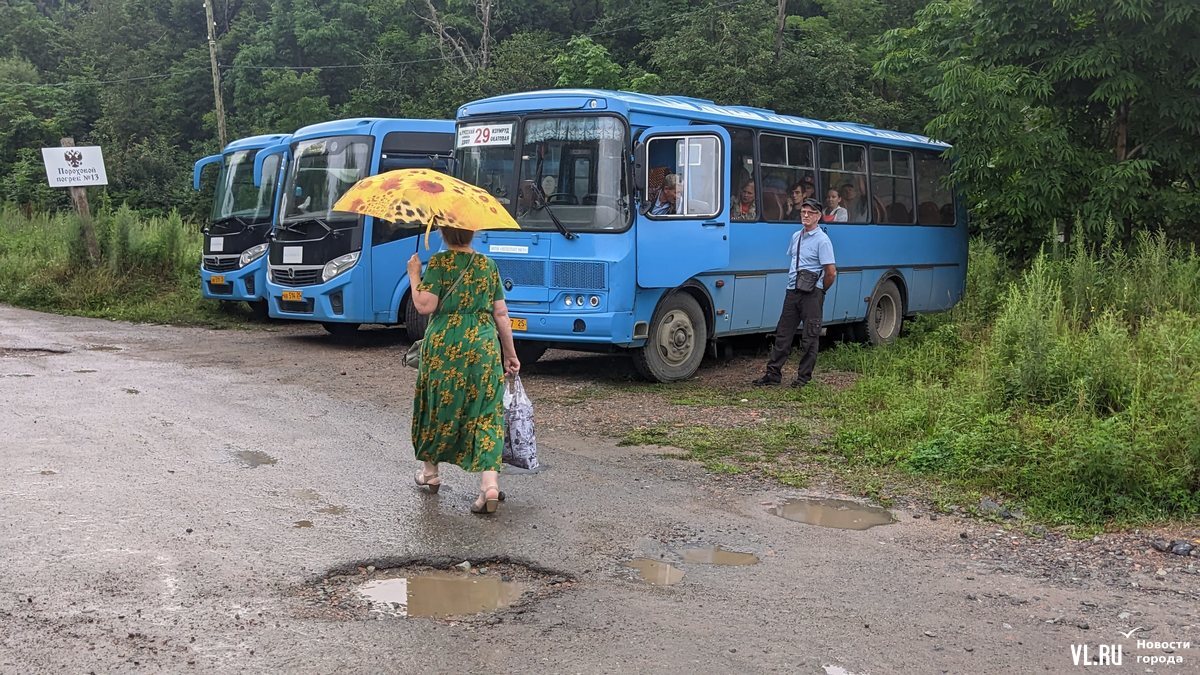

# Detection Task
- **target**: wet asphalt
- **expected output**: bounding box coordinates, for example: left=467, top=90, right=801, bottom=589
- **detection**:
left=1, top=304, right=1195, bottom=674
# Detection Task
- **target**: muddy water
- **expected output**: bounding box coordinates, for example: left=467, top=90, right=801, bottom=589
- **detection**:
left=682, top=547, right=759, bottom=566
left=358, top=573, right=523, bottom=618
left=231, top=450, right=277, bottom=468
left=626, top=559, right=684, bottom=585
left=772, top=497, right=894, bottom=530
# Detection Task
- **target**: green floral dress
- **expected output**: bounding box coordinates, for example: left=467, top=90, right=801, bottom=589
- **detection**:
left=412, top=251, right=505, bottom=472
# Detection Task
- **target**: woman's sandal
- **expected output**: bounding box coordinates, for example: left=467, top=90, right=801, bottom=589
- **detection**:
left=414, top=470, right=441, bottom=494
left=470, top=486, right=504, bottom=514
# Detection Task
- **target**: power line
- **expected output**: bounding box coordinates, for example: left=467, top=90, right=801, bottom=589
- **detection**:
left=0, top=0, right=755, bottom=90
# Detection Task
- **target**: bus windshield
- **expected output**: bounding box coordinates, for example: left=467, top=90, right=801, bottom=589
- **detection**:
left=457, top=115, right=630, bottom=233
left=211, top=150, right=279, bottom=224
left=281, top=136, right=372, bottom=223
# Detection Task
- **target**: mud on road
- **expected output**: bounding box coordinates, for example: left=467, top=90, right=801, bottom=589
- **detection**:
left=1, top=305, right=1197, bottom=674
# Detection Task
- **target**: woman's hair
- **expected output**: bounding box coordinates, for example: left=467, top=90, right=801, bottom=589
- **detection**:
left=440, top=226, right=474, bottom=247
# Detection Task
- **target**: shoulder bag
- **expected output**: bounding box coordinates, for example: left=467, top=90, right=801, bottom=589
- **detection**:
left=403, top=256, right=472, bottom=369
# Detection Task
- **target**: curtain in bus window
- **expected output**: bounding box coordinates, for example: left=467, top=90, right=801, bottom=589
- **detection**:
left=759, top=133, right=815, bottom=221
left=524, top=117, right=624, bottom=143
left=915, top=152, right=955, bottom=225
left=819, top=142, right=869, bottom=222
left=871, top=148, right=915, bottom=224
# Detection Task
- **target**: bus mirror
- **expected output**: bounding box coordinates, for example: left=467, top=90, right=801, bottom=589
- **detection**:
left=633, top=141, right=647, bottom=200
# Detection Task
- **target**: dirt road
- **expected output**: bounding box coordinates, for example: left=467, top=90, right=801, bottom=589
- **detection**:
left=1, top=305, right=1196, bottom=673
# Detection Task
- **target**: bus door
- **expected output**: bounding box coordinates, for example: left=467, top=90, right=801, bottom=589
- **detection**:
left=634, top=125, right=730, bottom=288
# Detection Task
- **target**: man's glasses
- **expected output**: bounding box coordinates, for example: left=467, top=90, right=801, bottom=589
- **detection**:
left=800, top=208, right=820, bottom=216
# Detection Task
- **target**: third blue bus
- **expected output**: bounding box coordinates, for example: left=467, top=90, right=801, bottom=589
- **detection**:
left=453, top=89, right=966, bottom=381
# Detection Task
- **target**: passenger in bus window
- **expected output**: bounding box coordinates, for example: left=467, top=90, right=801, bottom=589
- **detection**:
left=783, top=181, right=814, bottom=221
left=753, top=197, right=837, bottom=388
left=649, top=173, right=679, bottom=215
left=823, top=189, right=848, bottom=223
left=840, top=182, right=869, bottom=221
left=732, top=179, right=757, bottom=221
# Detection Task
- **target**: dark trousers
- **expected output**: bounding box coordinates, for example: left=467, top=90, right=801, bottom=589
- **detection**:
left=764, top=288, right=825, bottom=383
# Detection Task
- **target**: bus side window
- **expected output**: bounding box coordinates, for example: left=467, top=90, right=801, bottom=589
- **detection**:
left=915, top=151, right=955, bottom=225
left=644, top=135, right=722, bottom=219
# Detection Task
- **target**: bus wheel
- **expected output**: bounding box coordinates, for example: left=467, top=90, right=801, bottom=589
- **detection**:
left=514, top=341, right=547, bottom=366
left=322, top=322, right=360, bottom=337
left=403, top=297, right=428, bottom=342
left=633, top=293, right=707, bottom=382
left=865, top=280, right=903, bottom=345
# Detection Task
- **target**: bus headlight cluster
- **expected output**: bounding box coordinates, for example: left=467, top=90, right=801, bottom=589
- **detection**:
left=564, top=294, right=602, bottom=308
left=239, top=243, right=268, bottom=268
left=322, top=250, right=360, bottom=282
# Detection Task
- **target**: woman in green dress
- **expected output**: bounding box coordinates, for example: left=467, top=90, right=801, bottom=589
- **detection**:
left=406, top=226, right=520, bottom=514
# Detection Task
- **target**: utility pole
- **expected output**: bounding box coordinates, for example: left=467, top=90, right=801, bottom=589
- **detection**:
left=775, top=0, right=787, bottom=59
left=203, top=0, right=228, bottom=149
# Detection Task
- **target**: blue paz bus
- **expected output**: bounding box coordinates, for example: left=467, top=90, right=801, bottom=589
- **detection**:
left=453, top=89, right=967, bottom=381
left=192, top=134, right=290, bottom=314
left=251, top=118, right=455, bottom=338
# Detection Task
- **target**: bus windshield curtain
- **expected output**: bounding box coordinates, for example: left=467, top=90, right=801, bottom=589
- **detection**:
left=524, top=117, right=623, bottom=143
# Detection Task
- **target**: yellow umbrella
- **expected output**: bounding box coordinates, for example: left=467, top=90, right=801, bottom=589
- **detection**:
left=332, top=168, right=519, bottom=246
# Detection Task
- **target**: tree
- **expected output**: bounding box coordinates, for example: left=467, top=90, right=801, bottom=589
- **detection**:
left=877, top=0, right=1200, bottom=256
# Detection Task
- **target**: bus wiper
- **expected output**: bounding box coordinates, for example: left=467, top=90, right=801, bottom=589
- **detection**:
left=532, top=183, right=577, bottom=241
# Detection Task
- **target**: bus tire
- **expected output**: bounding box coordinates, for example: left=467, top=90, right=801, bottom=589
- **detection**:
left=322, top=322, right=360, bottom=337
left=403, top=297, right=428, bottom=342
left=865, top=279, right=903, bottom=345
left=632, top=293, right=707, bottom=382
left=514, top=341, right=547, bottom=366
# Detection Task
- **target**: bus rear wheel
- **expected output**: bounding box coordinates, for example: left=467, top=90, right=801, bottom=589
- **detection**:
left=403, top=297, right=428, bottom=342
left=865, top=279, right=903, bottom=345
left=632, top=293, right=707, bottom=382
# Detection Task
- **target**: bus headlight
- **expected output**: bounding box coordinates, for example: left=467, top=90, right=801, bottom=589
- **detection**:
left=322, top=251, right=360, bottom=282
left=564, top=296, right=573, bottom=306
left=238, top=243, right=268, bottom=268
left=589, top=295, right=600, bottom=308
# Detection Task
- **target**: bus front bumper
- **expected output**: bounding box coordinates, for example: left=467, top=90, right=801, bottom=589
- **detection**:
left=265, top=268, right=365, bottom=323
left=200, top=261, right=267, bottom=302
left=506, top=310, right=638, bottom=346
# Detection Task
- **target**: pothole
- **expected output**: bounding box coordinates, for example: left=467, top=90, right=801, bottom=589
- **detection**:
left=770, top=497, right=895, bottom=530
left=302, top=559, right=572, bottom=622
left=0, top=347, right=68, bottom=358
left=230, top=449, right=277, bottom=468
left=681, top=546, right=759, bottom=566
left=625, top=558, right=684, bottom=585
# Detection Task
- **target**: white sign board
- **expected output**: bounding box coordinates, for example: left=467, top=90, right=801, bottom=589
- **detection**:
left=457, top=123, right=514, bottom=148
left=42, top=146, right=108, bottom=187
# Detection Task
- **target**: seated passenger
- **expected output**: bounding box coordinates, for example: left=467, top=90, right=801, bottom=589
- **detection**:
left=822, top=189, right=848, bottom=223
left=784, top=181, right=816, bottom=221
left=732, top=180, right=756, bottom=221
left=649, top=173, right=679, bottom=216
left=840, top=183, right=869, bottom=221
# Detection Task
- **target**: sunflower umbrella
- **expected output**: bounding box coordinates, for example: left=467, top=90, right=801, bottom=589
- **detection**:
left=331, top=168, right=519, bottom=246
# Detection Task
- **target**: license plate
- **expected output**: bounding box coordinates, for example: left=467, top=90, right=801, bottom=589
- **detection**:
left=281, top=290, right=303, bottom=302
left=210, top=275, right=225, bottom=285
left=511, top=317, right=527, bottom=331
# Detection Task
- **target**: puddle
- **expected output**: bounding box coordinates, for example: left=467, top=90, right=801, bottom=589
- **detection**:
left=772, top=497, right=894, bottom=530
left=293, top=520, right=313, bottom=528
left=74, top=369, right=98, bottom=374
left=122, top=388, right=140, bottom=395
left=316, top=504, right=348, bottom=515
left=231, top=450, right=277, bottom=468
left=625, top=558, right=684, bottom=585
left=681, top=547, right=759, bottom=566
left=39, top=470, right=58, bottom=475
left=4, top=373, right=34, bottom=378
left=288, top=488, right=321, bottom=501
left=83, top=344, right=123, bottom=352
left=0, top=347, right=68, bottom=358
left=359, top=573, right=523, bottom=618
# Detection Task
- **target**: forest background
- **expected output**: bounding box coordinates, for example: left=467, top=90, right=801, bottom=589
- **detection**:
left=2, top=0, right=1199, bottom=526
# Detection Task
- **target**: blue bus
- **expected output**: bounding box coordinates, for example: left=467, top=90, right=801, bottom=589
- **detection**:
left=192, top=134, right=290, bottom=315
left=251, top=118, right=455, bottom=338
left=453, top=89, right=966, bottom=381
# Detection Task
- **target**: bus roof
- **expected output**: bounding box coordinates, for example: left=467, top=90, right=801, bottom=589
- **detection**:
left=457, top=89, right=950, bottom=151
left=288, top=118, right=454, bottom=143
left=223, top=134, right=291, bottom=153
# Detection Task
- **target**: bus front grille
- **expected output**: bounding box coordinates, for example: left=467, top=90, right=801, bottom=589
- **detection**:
left=204, top=256, right=239, bottom=272
left=271, top=267, right=322, bottom=287
left=552, top=261, right=606, bottom=290
left=494, top=258, right=546, bottom=287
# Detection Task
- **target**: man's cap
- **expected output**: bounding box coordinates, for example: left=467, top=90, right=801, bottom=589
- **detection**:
left=801, top=197, right=823, bottom=211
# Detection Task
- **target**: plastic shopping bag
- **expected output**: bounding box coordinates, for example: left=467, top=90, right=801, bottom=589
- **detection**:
left=502, top=375, right=539, bottom=470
